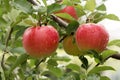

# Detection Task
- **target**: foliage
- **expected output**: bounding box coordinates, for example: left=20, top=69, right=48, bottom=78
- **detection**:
left=0, top=0, right=120, bottom=80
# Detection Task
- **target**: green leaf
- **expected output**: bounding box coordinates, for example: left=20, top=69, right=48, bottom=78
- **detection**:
left=42, top=0, right=47, bottom=7
left=108, top=39, right=120, bottom=47
left=10, top=47, right=26, bottom=54
left=47, top=59, right=58, bottom=66
left=96, top=4, right=106, bottom=11
left=62, top=0, right=81, bottom=6
left=105, top=14, right=120, bottom=21
left=101, top=50, right=118, bottom=61
left=93, top=12, right=106, bottom=23
left=36, top=6, right=47, bottom=14
left=66, top=21, right=79, bottom=35
left=14, top=12, right=29, bottom=25
left=85, top=0, right=96, bottom=12
left=0, top=0, right=11, bottom=14
left=12, top=0, right=33, bottom=14
left=79, top=56, right=88, bottom=70
left=47, top=65, right=63, bottom=78
left=55, top=13, right=75, bottom=21
left=88, top=66, right=115, bottom=75
left=15, top=26, right=27, bottom=40
left=18, top=69, right=25, bottom=80
left=62, top=0, right=73, bottom=6
left=52, top=56, right=71, bottom=62
left=87, top=74, right=100, bottom=80
left=75, top=5, right=86, bottom=17
left=100, top=76, right=110, bottom=80
left=8, top=54, right=28, bottom=74
left=47, top=3, right=65, bottom=15
left=2, top=9, right=21, bottom=24
left=66, top=63, right=80, bottom=72
left=63, top=72, right=80, bottom=80
left=6, top=56, right=17, bottom=65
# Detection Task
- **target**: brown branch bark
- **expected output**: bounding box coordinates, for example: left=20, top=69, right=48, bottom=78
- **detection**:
left=111, top=53, right=120, bottom=60
left=27, top=0, right=38, bottom=5
left=51, top=14, right=68, bottom=28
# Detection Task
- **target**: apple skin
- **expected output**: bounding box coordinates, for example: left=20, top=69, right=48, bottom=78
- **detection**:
left=22, top=26, right=59, bottom=58
left=75, top=23, right=109, bottom=53
left=61, top=6, right=78, bottom=19
left=63, top=35, right=83, bottom=56
left=55, top=6, right=78, bottom=21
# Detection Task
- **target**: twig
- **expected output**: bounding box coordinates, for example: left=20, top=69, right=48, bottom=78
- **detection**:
left=110, top=54, right=120, bottom=60
left=27, top=0, right=38, bottom=5
left=34, top=58, right=46, bottom=69
left=51, top=14, right=68, bottom=28
left=59, top=35, right=67, bottom=42
left=1, top=27, right=13, bottom=70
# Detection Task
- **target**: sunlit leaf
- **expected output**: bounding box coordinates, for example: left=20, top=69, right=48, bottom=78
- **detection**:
left=88, top=66, right=115, bottom=75
left=96, top=4, right=106, bottom=11
left=10, top=47, right=26, bottom=54
left=101, top=50, right=118, bottom=61
left=62, top=0, right=73, bottom=6
left=12, top=0, right=33, bottom=14
left=108, top=39, right=120, bottom=47
left=47, top=3, right=65, bottom=15
left=42, top=0, right=47, bottom=7
left=100, top=76, right=110, bottom=80
left=47, top=65, right=63, bottom=78
left=8, top=54, right=28, bottom=74
left=75, top=5, right=86, bottom=17
left=52, top=56, right=71, bottom=62
left=87, top=74, right=100, bottom=80
left=66, top=63, right=80, bottom=72
left=55, top=13, right=75, bottom=21
left=85, top=0, right=96, bottom=12
left=63, top=72, right=80, bottom=80
left=105, top=14, right=120, bottom=21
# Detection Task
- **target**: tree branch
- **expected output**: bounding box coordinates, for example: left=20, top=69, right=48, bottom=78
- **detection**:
left=111, top=53, right=120, bottom=60
left=1, top=27, right=13, bottom=70
left=27, top=0, right=38, bottom=5
left=50, top=14, right=68, bottom=28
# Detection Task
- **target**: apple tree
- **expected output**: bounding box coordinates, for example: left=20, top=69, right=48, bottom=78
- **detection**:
left=0, top=0, right=120, bottom=80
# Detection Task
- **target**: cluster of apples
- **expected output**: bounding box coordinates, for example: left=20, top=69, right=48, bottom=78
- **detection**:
left=22, top=6, right=109, bottom=58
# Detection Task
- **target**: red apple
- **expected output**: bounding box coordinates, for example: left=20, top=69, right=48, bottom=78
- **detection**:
left=63, top=35, right=83, bottom=56
left=75, top=23, right=109, bottom=53
left=55, top=6, right=78, bottom=22
left=22, top=26, right=59, bottom=58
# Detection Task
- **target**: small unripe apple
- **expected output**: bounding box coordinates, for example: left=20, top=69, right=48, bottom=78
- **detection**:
left=63, top=35, right=83, bottom=56
left=22, top=26, right=59, bottom=58
left=75, top=23, right=109, bottom=53
left=55, top=6, right=78, bottom=22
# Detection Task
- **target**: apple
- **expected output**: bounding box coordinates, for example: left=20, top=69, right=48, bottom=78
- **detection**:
left=55, top=6, right=78, bottom=22
left=75, top=23, right=109, bottom=53
left=63, top=35, right=83, bottom=56
left=22, top=26, right=59, bottom=58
